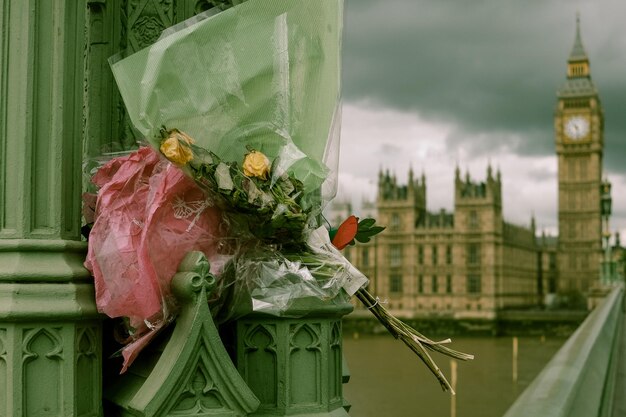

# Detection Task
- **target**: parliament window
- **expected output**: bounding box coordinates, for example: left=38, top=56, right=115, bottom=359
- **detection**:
left=446, top=275, right=452, bottom=293
left=446, top=245, right=452, bottom=264
left=418, top=275, right=424, bottom=293
left=432, top=245, right=438, bottom=265
left=418, top=245, right=424, bottom=264
left=390, top=245, right=402, bottom=267
left=390, top=274, right=403, bottom=293
left=579, top=158, right=588, bottom=180
left=469, top=210, right=479, bottom=229
left=467, top=243, right=480, bottom=265
left=549, top=253, right=557, bottom=270
left=567, top=160, right=575, bottom=180
left=432, top=275, right=438, bottom=293
left=391, top=213, right=401, bottom=230
left=467, top=274, right=481, bottom=293
left=564, top=98, right=588, bottom=108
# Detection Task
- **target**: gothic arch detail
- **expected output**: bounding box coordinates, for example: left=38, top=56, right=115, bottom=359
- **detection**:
left=76, top=326, right=100, bottom=416
left=22, top=327, right=64, bottom=416
left=243, top=324, right=278, bottom=407
left=288, top=323, right=322, bottom=406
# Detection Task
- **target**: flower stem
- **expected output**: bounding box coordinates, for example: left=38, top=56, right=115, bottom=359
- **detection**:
left=355, top=287, right=473, bottom=393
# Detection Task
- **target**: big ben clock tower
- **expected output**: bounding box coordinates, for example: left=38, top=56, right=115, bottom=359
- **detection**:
left=555, top=16, right=604, bottom=292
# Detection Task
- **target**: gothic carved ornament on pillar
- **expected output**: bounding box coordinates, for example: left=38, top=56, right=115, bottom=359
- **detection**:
left=0, top=1, right=102, bottom=415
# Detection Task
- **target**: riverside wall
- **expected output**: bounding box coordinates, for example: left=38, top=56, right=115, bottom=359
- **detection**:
left=343, top=310, right=587, bottom=337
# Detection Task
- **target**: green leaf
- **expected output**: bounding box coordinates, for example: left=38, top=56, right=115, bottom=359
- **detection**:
left=363, top=226, right=386, bottom=236
left=358, top=218, right=376, bottom=229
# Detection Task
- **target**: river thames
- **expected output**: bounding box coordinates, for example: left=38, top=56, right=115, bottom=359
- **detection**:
left=343, top=335, right=565, bottom=417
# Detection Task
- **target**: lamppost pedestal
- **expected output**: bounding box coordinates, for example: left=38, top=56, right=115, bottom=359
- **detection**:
left=233, top=297, right=353, bottom=417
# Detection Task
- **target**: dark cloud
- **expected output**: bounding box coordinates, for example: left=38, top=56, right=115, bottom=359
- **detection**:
left=343, top=0, right=626, bottom=174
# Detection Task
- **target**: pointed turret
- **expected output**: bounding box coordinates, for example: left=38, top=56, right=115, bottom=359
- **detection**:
left=454, top=164, right=462, bottom=192
left=568, top=13, right=588, bottom=63
left=565, top=14, right=591, bottom=79
left=557, top=15, right=599, bottom=103
left=377, top=166, right=426, bottom=229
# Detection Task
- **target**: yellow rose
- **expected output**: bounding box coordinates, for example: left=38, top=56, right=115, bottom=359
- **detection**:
left=242, top=150, right=271, bottom=180
left=160, top=129, right=194, bottom=166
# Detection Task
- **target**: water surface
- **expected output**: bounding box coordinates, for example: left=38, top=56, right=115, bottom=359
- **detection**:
left=343, top=335, right=564, bottom=417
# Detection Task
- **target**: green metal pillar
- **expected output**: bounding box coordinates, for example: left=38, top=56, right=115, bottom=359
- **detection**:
left=234, top=298, right=353, bottom=417
left=0, top=1, right=102, bottom=415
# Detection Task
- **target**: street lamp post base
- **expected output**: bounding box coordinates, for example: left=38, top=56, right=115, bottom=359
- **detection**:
left=233, top=297, right=353, bottom=417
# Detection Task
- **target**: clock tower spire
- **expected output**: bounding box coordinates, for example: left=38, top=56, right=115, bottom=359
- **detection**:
left=567, top=13, right=590, bottom=78
left=555, top=16, right=604, bottom=292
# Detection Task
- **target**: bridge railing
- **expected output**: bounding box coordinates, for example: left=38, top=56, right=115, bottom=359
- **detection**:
left=503, top=285, right=624, bottom=417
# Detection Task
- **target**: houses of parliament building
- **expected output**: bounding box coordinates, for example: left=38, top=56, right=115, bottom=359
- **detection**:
left=337, top=19, right=615, bottom=319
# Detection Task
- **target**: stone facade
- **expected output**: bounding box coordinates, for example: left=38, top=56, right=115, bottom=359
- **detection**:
left=343, top=167, right=539, bottom=320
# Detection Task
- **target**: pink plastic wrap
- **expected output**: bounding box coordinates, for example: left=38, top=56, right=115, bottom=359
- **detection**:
left=84, top=147, right=224, bottom=371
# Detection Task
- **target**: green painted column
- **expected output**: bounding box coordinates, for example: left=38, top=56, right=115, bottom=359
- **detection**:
left=0, top=1, right=102, bottom=416
left=234, top=298, right=353, bottom=417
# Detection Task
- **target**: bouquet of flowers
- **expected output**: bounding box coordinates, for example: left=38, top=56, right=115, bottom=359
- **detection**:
left=153, top=126, right=368, bottom=323
left=85, top=0, right=472, bottom=390
left=160, top=128, right=313, bottom=245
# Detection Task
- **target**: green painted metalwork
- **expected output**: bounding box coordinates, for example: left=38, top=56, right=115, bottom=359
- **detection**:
left=0, top=1, right=103, bottom=415
left=503, top=285, right=624, bottom=417
left=105, top=252, right=354, bottom=417
left=105, top=252, right=260, bottom=416
left=84, top=0, right=237, bottom=156
left=234, top=298, right=353, bottom=417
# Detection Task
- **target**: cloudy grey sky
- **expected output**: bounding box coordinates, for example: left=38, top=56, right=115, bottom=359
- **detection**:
left=337, top=0, right=626, bottom=237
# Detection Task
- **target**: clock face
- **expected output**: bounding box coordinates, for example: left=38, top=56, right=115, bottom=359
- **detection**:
left=564, top=116, right=590, bottom=140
